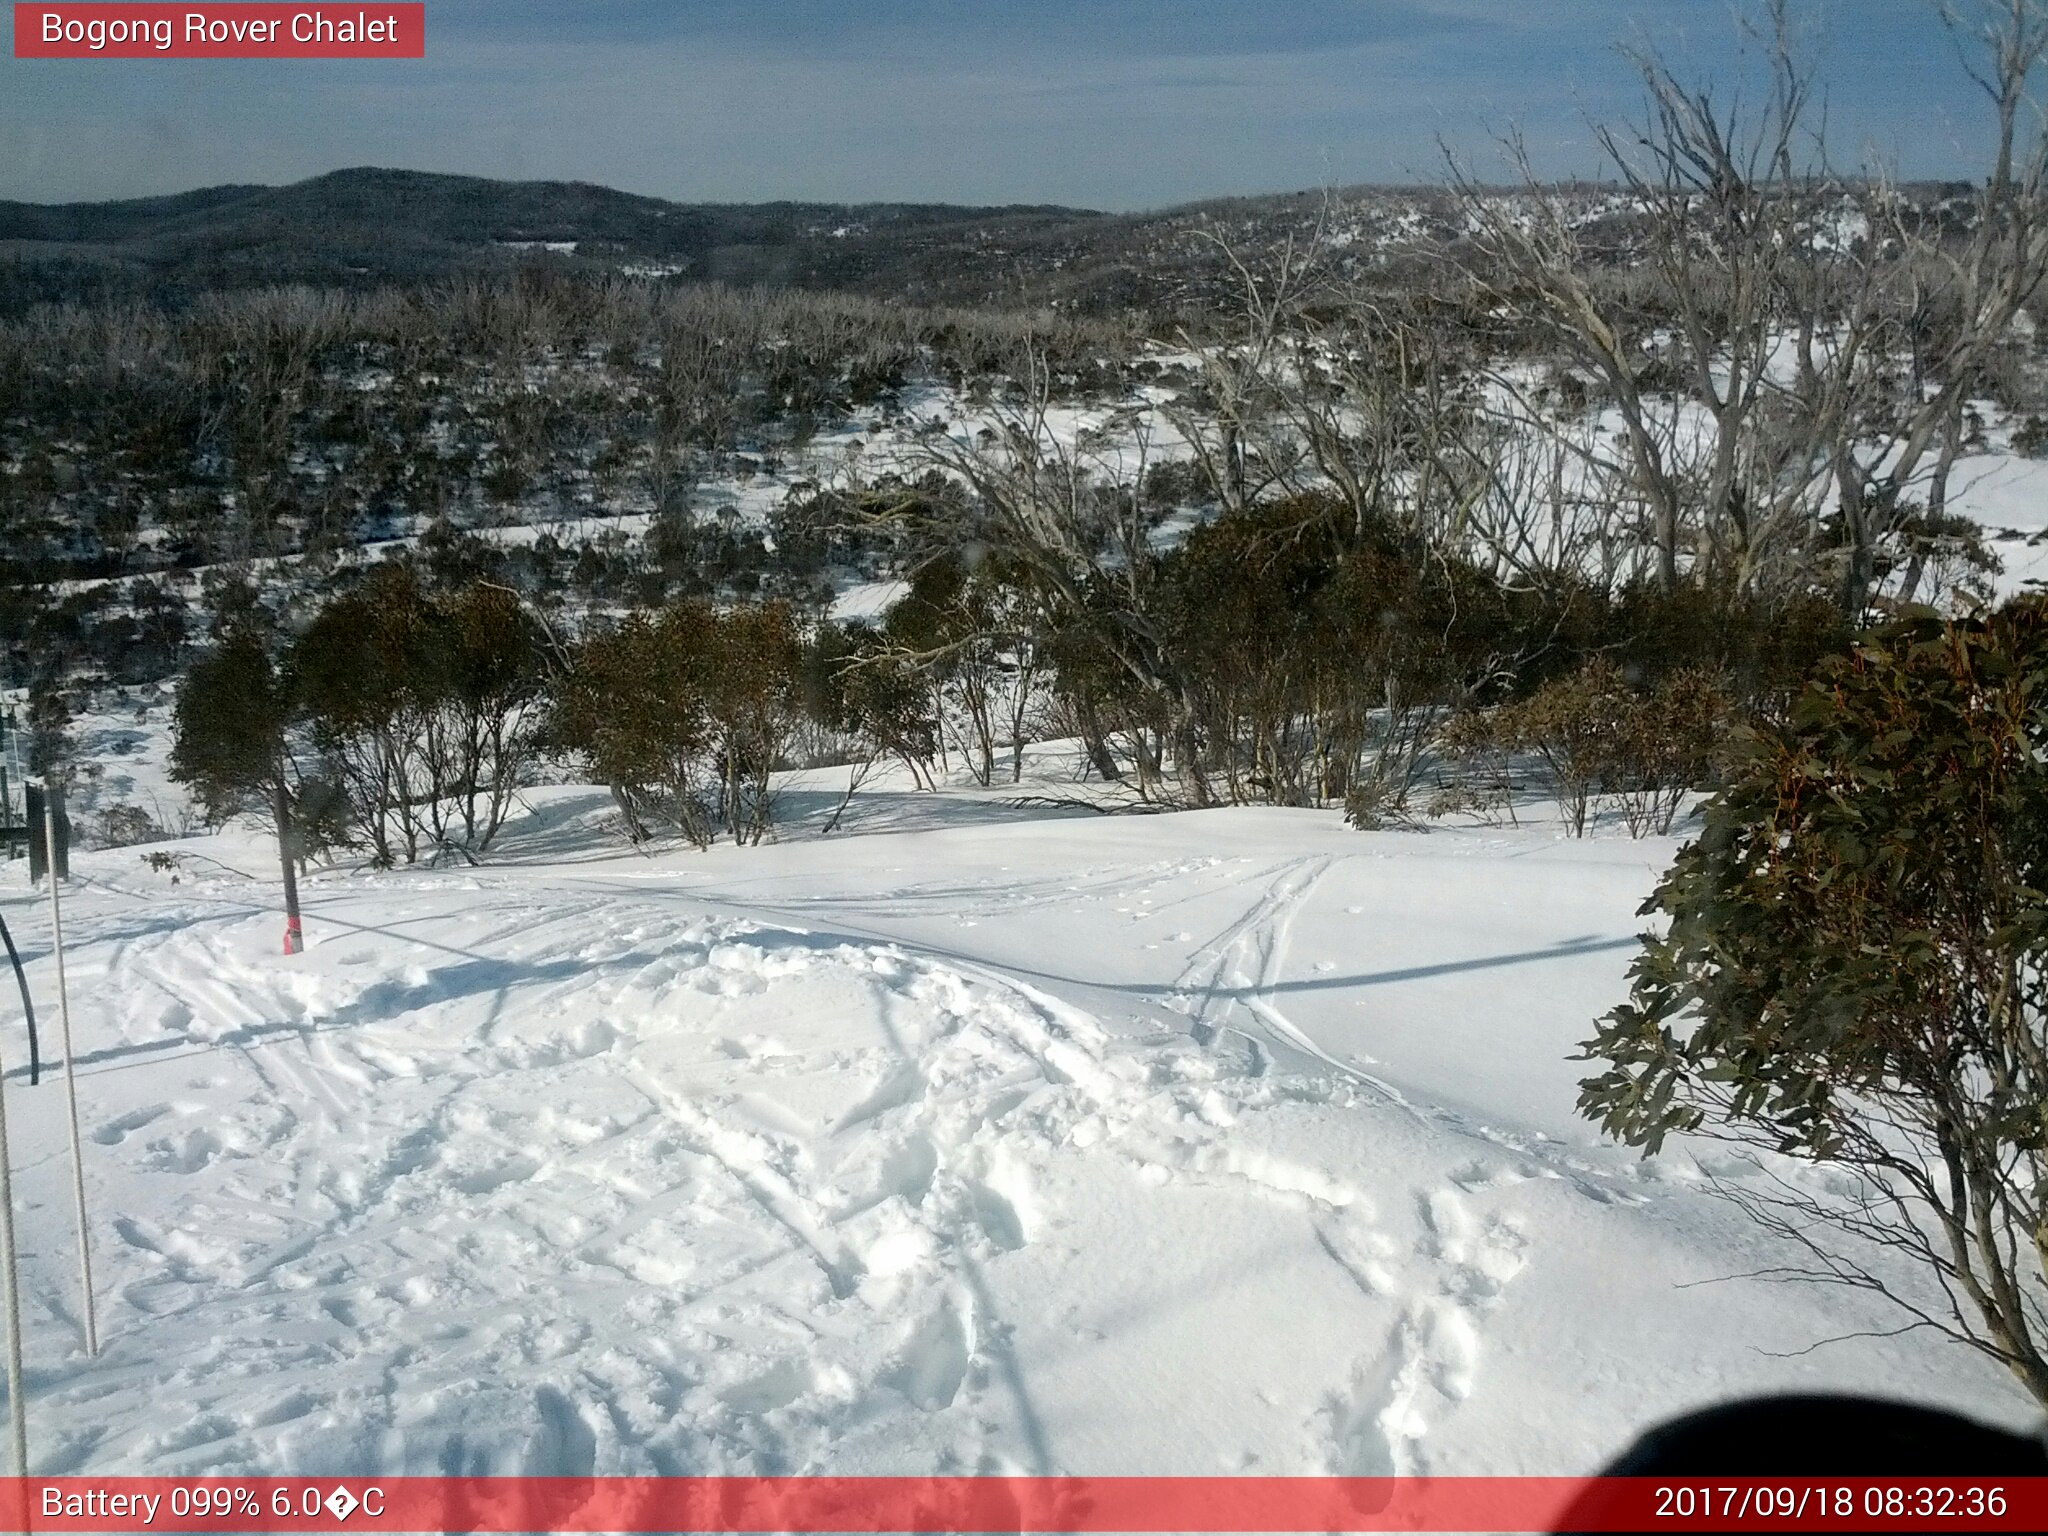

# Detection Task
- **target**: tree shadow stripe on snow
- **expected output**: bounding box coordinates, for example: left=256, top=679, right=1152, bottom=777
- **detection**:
left=945, top=933, right=1644, bottom=1004
left=5, top=950, right=666, bottom=1082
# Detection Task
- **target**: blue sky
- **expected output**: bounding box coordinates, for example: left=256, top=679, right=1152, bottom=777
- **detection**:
left=0, top=1, right=2002, bottom=208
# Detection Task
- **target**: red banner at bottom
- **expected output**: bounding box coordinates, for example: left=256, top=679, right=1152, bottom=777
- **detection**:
left=1, top=1476, right=2042, bottom=1532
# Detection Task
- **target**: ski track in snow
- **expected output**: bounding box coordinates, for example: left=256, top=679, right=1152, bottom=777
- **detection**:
left=1147, top=853, right=1539, bottom=1474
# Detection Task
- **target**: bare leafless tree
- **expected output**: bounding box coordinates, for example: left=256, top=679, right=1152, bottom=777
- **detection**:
left=1445, top=0, right=2048, bottom=617
left=1158, top=221, right=1328, bottom=518
left=889, top=343, right=1224, bottom=802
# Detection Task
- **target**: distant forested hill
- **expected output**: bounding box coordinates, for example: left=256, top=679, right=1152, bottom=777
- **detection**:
left=0, top=166, right=1149, bottom=312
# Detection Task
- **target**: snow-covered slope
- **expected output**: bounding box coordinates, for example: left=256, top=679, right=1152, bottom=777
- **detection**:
left=0, top=784, right=2033, bottom=1478
left=1944, top=449, right=2048, bottom=597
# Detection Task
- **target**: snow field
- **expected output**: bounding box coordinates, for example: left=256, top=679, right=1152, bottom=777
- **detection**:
left=0, top=793, right=2035, bottom=1479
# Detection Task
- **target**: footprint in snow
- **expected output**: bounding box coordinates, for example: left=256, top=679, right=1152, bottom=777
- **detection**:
left=887, top=1297, right=973, bottom=1411
left=92, top=1104, right=172, bottom=1146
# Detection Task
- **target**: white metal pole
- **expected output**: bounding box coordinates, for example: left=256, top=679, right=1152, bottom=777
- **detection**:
left=44, top=785, right=97, bottom=1357
left=0, top=1033, right=28, bottom=1475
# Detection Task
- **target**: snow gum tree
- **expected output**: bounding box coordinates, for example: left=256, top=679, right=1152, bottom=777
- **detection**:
left=168, top=626, right=317, bottom=952
left=552, top=606, right=719, bottom=848
left=1450, top=0, right=2048, bottom=619
left=422, top=583, right=549, bottom=857
left=1580, top=599, right=2048, bottom=1405
left=293, top=565, right=443, bottom=867
left=292, top=565, right=547, bottom=866
left=805, top=620, right=939, bottom=819
left=883, top=555, right=1041, bottom=788
left=551, top=600, right=803, bottom=848
left=703, top=600, right=805, bottom=846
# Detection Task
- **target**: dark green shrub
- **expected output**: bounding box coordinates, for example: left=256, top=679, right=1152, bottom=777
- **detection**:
left=1580, top=601, right=2048, bottom=1405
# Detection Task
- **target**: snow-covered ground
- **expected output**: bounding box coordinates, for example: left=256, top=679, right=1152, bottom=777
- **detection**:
left=1944, top=449, right=2048, bottom=596
left=0, top=760, right=2033, bottom=1480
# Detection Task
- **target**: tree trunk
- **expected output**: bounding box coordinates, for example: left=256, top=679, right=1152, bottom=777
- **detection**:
left=1837, top=482, right=1878, bottom=622
left=274, top=778, right=304, bottom=956
left=1075, top=698, right=1120, bottom=782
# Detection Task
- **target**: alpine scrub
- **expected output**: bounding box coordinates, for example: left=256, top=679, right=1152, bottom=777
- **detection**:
left=1580, top=599, right=2048, bottom=1405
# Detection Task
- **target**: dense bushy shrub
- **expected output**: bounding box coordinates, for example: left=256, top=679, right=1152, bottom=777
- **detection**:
left=168, top=627, right=292, bottom=826
left=806, top=621, right=939, bottom=789
left=1152, top=497, right=1513, bottom=812
left=91, top=804, right=169, bottom=849
left=1581, top=600, right=2048, bottom=1405
left=884, top=553, right=1042, bottom=786
left=291, top=565, right=547, bottom=864
left=1444, top=659, right=1732, bottom=837
left=551, top=598, right=805, bottom=846
left=552, top=605, right=721, bottom=846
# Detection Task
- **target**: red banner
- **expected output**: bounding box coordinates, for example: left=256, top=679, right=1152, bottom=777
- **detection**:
left=0, top=1476, right=2043, bottom=1532
left=13, top=4, right=424, bottom=58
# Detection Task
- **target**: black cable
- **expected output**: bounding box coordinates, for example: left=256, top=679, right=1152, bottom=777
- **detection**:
left=0, top=914, right=36, bottom=1087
